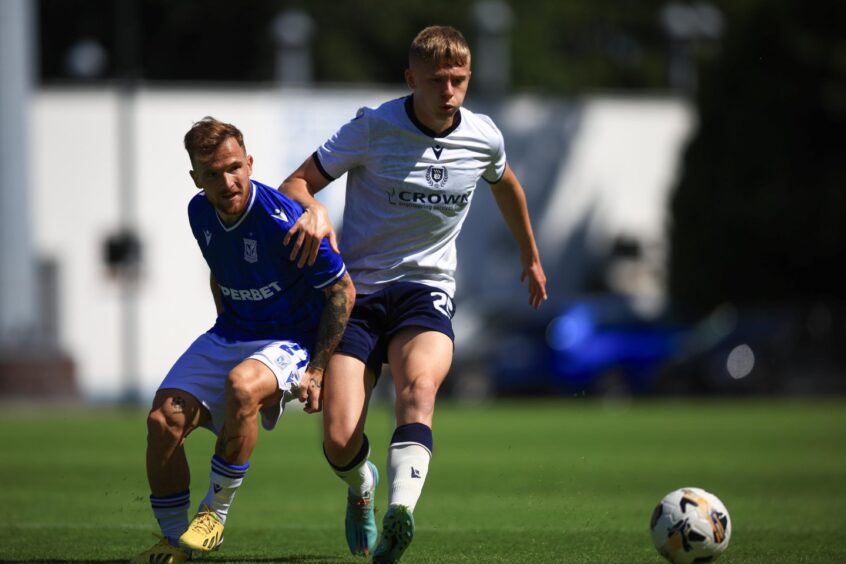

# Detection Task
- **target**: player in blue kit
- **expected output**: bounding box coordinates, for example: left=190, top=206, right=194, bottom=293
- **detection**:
left=133, top=117, right=355, bottom=563
left=280, top=26, right=547, bottom=562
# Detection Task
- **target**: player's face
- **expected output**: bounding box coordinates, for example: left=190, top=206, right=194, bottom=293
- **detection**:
left=405, top=58, right=471, bottom=133
left=190, top=136, right=254, bottom=224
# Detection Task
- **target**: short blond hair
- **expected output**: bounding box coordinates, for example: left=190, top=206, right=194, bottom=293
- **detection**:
left=409, top=26, right=471, bottom=68
left=184, top=116, right=245, bottom=166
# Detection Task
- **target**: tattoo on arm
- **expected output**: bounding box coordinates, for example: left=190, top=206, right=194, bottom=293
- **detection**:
left=171, top=396, right=185, bottom=413
left=310, top=273, right=354, bottom=372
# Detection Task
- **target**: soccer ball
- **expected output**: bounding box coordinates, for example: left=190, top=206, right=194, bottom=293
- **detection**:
left=650, top=487, right=731, bottom=563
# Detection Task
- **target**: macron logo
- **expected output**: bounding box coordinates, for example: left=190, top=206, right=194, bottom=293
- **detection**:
left=411, top=467, right=421, bottom=479
left=213, top=484, right=222, bottom=493
left=272, top=208, right=288, bottom=222
left=204, top=230, right=212, bottom=245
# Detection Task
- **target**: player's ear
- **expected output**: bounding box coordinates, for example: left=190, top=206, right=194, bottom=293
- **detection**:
left=404, top=68, right=415, bottom=89
left=189, top=169, right=201, bottom=188
left=246, top=154, right=254, bottom=175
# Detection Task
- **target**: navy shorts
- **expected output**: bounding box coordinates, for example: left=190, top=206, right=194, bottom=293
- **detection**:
left=335, top=282, right=456, bottom=379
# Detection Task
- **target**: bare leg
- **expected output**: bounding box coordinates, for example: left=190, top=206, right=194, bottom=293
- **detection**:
left=386, top=328, right=453, bottom=509
left=146, top=389, right=206, bottom=495
left=387, top=328, right=453, bottom=429
left=190, top=358, right=280, bottom=527
left=323, top=353, right=375, bottom=467
left=323, top=353, right=380, bottom=556
left=219, top=358, right=280, bottom=465
left=372, top=328, right=453, bottom=561
left=145, top=389, right=207, bottom=545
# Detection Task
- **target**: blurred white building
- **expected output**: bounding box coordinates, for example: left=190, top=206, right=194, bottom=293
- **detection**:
left=26, top=87, right=693, bottom=401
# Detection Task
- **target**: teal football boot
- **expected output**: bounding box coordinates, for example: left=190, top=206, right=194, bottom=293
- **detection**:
left=372, top=504, right=415, bottom=563
left=345, top=461, right=379, bottom=556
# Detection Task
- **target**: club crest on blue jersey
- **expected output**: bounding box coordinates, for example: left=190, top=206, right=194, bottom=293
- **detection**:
left=243, top=238, right=258, bottom=263
left=425, top=166, right=449, bottom=188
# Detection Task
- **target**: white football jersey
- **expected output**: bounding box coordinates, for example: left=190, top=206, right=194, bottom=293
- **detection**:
left=315, top=95, right=506, bottom=297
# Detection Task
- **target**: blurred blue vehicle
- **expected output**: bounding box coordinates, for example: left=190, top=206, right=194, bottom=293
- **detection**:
left=542, top=301, right=685, bottom=394
left=447, top=298, right=846, bottom=399
left=450, top=295, right=687, bottom=398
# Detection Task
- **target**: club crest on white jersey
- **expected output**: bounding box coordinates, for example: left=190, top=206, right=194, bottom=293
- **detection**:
left=425, top=166, right=448, bottom=187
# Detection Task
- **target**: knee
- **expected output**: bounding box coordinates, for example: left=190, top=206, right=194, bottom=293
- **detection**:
left=398, top=377, right=439, bottom=409
left=324, top=427, right=352, bottom=452
left=323, top=423, right=358, bottom=463
left=146, top=405, right=185, bottom=448
left=225, top=366, right=263, bottom=413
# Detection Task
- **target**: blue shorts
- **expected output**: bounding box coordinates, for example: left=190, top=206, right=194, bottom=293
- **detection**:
left=335, top=282, right=456, bottom=379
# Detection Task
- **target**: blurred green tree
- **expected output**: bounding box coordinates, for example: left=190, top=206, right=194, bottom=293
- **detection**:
left=38, top=0, right=723, bottom=92
left=668, top=0, right=846, bottom=316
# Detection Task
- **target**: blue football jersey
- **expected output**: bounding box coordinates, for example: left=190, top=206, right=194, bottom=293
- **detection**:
left=188, top=180, right=346, bottom=347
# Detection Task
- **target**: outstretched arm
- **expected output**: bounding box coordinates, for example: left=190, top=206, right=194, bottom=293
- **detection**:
left=279, top=156, right=338, bottom=268
left=490, top=164, right=548, bottom=310
left=297, top=272, right=355, bottom=413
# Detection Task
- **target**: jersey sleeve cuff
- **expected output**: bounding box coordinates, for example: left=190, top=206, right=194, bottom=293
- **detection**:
left=312, top=152, right=335, bottom=182
left=313, top=264, right=347, bottom=289
left=483, top=171, right=505, bottom=184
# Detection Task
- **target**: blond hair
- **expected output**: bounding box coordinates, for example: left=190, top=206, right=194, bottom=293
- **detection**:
left=409, top=26, right=471, bottom=67
left=184, top=116, right=245, bottom=165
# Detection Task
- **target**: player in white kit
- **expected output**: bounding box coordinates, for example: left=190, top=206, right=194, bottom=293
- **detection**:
left=133, top=118, right=354, bottom=563
left=280, top=26, right=547, bottom=562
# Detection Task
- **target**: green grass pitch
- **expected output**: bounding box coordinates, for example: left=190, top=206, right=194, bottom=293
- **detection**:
left=1, top=398, right=844, bottom=562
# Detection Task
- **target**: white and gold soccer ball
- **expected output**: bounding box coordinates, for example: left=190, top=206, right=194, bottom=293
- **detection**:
left=650, top=487, right=732, bottom=563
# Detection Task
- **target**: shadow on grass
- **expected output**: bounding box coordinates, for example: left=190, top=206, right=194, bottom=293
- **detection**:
left=2, top=557, right=345, bottom=563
